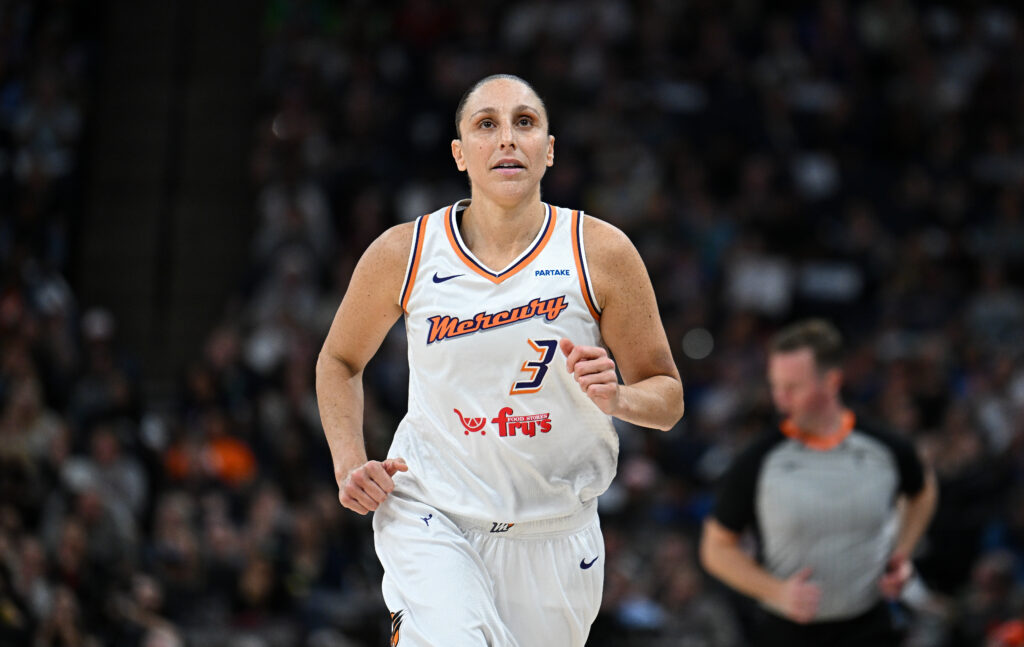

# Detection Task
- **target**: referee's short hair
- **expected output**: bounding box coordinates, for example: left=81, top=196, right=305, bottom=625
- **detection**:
left=770, top=318, right=844, bottom=371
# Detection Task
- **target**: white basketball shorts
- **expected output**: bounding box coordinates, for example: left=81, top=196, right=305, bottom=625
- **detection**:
left=372, top=493, right=604, bottom=646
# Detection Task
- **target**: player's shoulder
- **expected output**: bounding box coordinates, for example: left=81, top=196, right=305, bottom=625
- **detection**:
left=579, top=212, right=636, bottom=259
left=351, top=222, right=419, bottom=291
left=571, top=213, right=643, bottom=310
left=576, top=211, right=646, bottom=293
left=365, top=221, right=417, bottom=264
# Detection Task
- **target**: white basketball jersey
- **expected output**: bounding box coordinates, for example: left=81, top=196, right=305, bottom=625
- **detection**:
left=388, top=199, right=618, bottom=522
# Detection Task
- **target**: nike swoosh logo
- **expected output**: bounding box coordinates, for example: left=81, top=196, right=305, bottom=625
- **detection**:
left=432, top=272, right=463, bottom=283
left=580, top=556, right=599, bottom=569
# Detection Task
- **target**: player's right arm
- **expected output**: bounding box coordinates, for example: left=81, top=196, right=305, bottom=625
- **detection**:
left=700, top=518, right=820, bottom=623
left=316, top=222, right=414, bottom=514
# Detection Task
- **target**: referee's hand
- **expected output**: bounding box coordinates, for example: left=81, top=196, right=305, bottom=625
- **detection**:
left=879, top=552, right=912, bottom=600
left=777, top=567, right=820, bottom=624
left=338, top=458, right=409, bottom=515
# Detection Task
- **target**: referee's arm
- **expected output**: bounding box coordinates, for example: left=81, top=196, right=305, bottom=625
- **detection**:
left=700, top=518, right=820, bottom=624
left=880, top=466, right=938, bottom=598
left=895, top=467, right=938, bottom=558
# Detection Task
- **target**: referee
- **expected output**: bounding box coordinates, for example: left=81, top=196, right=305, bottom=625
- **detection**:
left=699, top=319, right=938, bottom=647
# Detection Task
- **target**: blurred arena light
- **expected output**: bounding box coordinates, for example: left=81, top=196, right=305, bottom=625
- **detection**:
left=682, top=328, right=714, bottom=360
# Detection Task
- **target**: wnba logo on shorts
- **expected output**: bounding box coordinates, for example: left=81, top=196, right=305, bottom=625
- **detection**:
left=454, top=407, right=552, bottom=437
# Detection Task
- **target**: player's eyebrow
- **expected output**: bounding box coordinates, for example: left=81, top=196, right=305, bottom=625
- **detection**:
left=469, top=104, right=540, bottom=119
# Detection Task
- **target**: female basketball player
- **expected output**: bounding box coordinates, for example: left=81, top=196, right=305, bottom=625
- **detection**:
left=316, top=74, right=684, bottom=646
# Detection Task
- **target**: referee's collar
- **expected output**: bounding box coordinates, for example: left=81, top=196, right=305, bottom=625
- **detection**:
left=779, top=409, right=856, bottom=451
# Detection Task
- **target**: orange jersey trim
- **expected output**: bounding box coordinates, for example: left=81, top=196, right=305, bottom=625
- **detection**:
left=779, top=409, right=856, bottom=451
left=571, top=210, right=601, bottom=321
left=445, top=203, right=556, bottom=284
left=400, top=212, right=432, bottom=313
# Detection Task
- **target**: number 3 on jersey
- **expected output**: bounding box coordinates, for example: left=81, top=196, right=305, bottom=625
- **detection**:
left=510, top=339, right=559, bottom=395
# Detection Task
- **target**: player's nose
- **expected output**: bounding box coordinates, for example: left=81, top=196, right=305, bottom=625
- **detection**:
left=499, top=122, right=515, bottom=148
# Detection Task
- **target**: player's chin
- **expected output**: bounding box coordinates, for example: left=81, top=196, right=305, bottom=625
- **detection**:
left=484, top=180, right=539, bottom=204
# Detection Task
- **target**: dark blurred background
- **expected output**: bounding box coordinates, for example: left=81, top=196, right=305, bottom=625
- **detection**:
left=3, top=0, right=1024, bottom=645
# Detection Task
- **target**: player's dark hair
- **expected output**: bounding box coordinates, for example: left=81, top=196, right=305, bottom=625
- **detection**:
left=770, top=318, right=844, bottom=371
left=454, top=74, right=548, bottom=139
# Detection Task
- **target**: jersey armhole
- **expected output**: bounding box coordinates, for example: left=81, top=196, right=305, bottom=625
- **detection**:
left=571, top=210, right=601, bottom=322
left=399, top=213, right=429, bottom=314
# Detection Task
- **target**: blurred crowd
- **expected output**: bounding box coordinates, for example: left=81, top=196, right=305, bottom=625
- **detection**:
left=5, top=0, right=1024, bottom=645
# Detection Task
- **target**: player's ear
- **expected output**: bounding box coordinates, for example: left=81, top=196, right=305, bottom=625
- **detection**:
left=546, top=134, right=555, bottom=167
left=452, top=139, right=467, bottom=171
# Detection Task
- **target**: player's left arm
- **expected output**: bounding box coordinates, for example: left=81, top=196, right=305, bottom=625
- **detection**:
left=561, top=215, right=684, bottom=431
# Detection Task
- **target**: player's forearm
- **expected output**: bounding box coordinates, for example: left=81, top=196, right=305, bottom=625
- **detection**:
left=613, top=375, right=684, bottom=431
left=315, top=351, right=368, bottom=480
left=700, top=531, right=783, bottom=605
left=895, top=469, right=938, bottom=558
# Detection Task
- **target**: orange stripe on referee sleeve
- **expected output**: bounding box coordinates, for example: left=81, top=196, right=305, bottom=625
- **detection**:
left=401, top=213, right=431, bottom=313
left=571, top=210, right=601, bottom=321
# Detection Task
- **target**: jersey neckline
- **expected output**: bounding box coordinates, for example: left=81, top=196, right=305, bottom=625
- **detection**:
left=779, top=409, right=856, bottom=451
left=444, top=199, right=556, bottom=284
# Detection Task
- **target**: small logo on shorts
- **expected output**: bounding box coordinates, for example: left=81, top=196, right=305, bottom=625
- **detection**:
left=421, top=513, right=432, bottom=526
left=580, top=556, right=599, bottom=569
left=490, top=522, right=515, bottom=533
left=390, top=610, right=405, bottom=646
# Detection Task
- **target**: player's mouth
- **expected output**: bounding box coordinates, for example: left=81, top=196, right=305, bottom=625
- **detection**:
left=492, top=159, right=526, bottom=175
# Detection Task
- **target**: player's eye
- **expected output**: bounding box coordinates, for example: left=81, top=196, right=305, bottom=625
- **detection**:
left=479, top=119, right=495, bottom=128
left=517, top=116, right=533, bottom=127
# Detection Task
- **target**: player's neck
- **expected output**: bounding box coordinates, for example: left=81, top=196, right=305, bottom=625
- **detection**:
left=460, top=195, right=546, bottom=263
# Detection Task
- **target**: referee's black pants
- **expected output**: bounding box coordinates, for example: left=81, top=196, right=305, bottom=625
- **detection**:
left=755, top=602, right=902, bottom=647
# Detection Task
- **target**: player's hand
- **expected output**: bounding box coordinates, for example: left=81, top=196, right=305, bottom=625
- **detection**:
left=879, top=552, right=912, bottom=600
left=773, top=567, right=820, bottom=624
left=560, top=338, right=618, bottom=415
left=337, top=458, right=408, bottom=515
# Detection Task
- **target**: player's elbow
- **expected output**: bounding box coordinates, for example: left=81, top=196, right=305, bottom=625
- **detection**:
left=655, top=382, right=685, bottom=431
left=316, top=349, right=359, bottom=386
left=314, top=351, right=333, bottom=382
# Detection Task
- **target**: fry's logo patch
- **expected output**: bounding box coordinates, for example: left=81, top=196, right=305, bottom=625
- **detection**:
left=455, top=407, right=552, bottom=437
left=426, top=295, right=568, bottom=344
left=492, top=407, right=552, bottom=437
